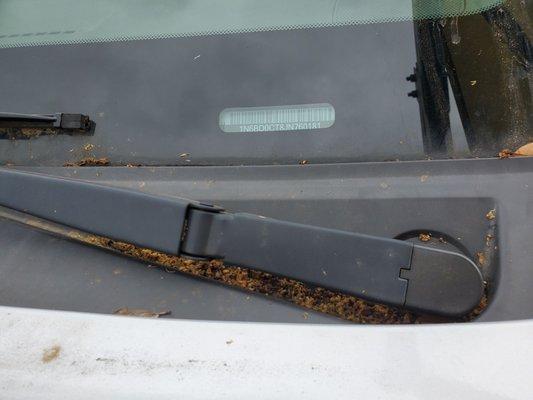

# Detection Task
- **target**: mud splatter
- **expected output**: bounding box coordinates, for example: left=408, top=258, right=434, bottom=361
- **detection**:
left=42, top=345, right=61, bottom=363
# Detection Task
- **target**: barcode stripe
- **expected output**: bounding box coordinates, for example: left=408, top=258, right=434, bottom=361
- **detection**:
left=220, top=104, right=335, bottom=132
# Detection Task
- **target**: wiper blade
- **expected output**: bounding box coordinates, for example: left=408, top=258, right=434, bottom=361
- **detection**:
left=0, top=112, right=91, bottom=130
left=0, top=112, right=57, bottom=123
left=0, top=168, right=483, bottom=317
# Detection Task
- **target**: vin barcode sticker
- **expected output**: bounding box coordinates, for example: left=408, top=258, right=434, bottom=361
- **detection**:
left=219, top=103, right=335, bottom=133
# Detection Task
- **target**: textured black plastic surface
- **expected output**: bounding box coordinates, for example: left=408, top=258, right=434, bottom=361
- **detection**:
left=403, top=246, right=484, bottom=316
left=183, top=209, right=413, bottom=307
left=0, top=168, right=190, bottom=254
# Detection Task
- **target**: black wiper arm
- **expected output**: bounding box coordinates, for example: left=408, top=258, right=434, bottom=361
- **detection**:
left=0, top=168, right=483, bottom=317
left=0, top=112, right=91, bottom=130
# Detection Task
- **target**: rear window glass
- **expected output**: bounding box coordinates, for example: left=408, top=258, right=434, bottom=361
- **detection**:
left=0, top=0, right=531, bottom=166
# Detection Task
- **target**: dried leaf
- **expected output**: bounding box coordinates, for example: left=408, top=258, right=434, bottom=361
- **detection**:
left=498, top=142, right=533, bottom=159
left=514, top=143, right=533, bottom=157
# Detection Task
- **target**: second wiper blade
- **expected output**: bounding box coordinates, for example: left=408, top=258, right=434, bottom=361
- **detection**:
left=0, top=168, right=484, bottom=317
left=0, top=112, right=91, bottom=130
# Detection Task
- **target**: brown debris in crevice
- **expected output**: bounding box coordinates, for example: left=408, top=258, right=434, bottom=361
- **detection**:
left=418, top=233, right=431, bottom=242
left=67, top=231, right=488, bottom=324
left=498, top=148, right=514, bottom=159
left=0, top=127, right=57, bottom=140
left=476, top=251, right=487, bottom=267
left=486, top=209, right=497, bottom=220
left=64, top=157, right=110, bottom=167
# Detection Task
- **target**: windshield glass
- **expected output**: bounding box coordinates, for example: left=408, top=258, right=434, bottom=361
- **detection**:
left=0, top=0, right=531, bottom=166
left=0, top=0, right=503, bottom=48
